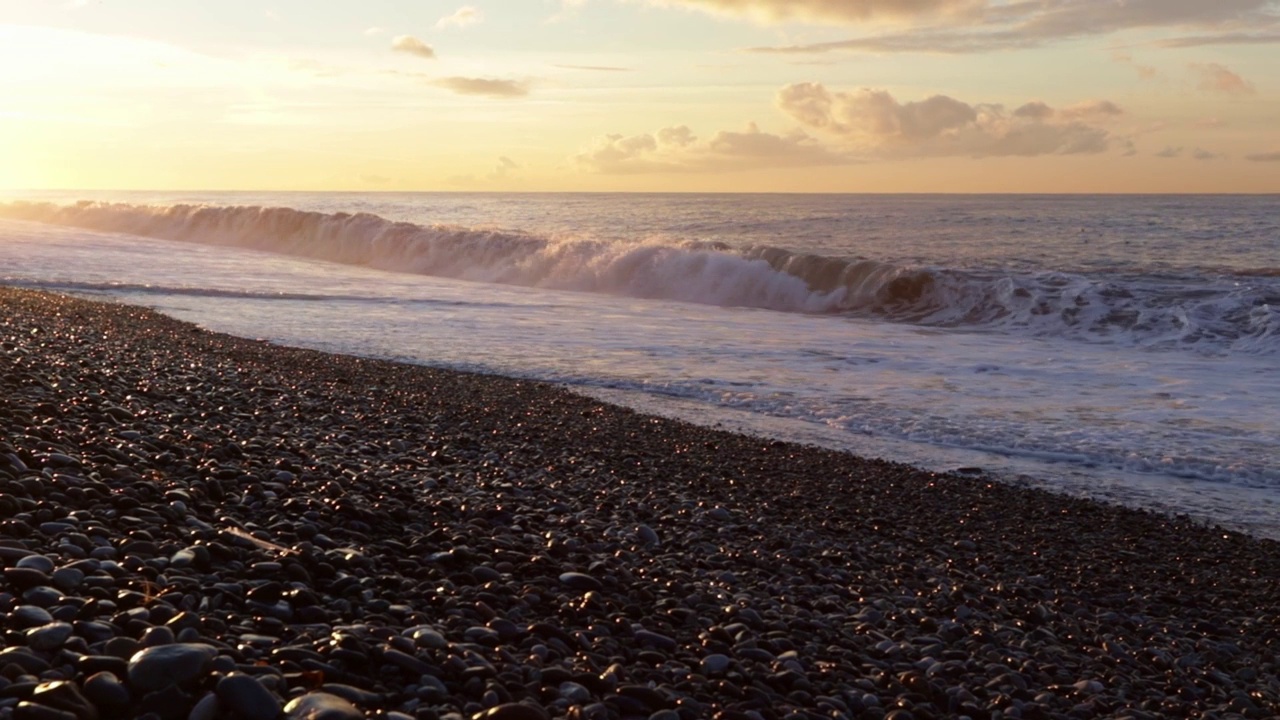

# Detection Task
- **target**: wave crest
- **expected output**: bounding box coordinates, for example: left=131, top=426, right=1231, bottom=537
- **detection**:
left=2, top=200, right=1276, bottom=354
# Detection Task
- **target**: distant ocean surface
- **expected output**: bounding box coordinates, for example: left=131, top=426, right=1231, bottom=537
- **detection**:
left=2, top=192, right=1278, bottom=537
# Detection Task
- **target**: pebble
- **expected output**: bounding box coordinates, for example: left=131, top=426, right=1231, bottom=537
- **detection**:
left=28, top=682, right=98, bottom=720
left=26, top=622, right=74, bottom=651
left=283, top=692, right=363, bottom=720
left=472, top=703, right=549, bottom=720
left=216, top=673, right=282, bottom=720
left=0, top=288, right=1279, bottom=720
left=700, top=654, right=731, bottom=676
left=126, top=643, right=218, bottom=692
left=558, top=573, right=602, bottom=592
left=81, top=672, right=130, bottom=716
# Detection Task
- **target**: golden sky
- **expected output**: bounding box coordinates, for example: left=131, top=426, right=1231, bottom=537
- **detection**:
left=1, top=0, right=1277, bottom=192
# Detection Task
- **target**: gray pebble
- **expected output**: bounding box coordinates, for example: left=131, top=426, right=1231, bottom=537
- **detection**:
left=216, top=673, right=283, bottom=720
left=283, top=692, right=362, bottom=720
left=127, top=643, right=218, bottom=692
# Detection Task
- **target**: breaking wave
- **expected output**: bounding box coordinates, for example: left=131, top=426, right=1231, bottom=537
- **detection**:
left=3, top=201, right=1276, bottom=355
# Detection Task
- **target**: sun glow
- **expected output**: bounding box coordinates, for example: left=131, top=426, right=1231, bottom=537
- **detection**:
left=0, top=1, right=1275, bottom=192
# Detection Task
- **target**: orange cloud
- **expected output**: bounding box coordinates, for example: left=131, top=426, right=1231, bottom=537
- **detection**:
left=776, top=83, right=1120, bottom=157
left=743, top=0, right=1280, bottom=54
left=391, top=36, right=436, bottom=59
left=434, top=77, right=529, bottom=97
left=1191, top=63, right=1255, bottom=95
left=647, top=0, right=981, bottom=23
left=575, top=123, right=852, bottom=173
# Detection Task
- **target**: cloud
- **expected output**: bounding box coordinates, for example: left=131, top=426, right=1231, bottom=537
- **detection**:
left=437, top=6, right=484, bottom=29
left=1058, top=99, right=1124, bottom=120
left=365, top=27, right=385, bottom=36
left=644, top=0, right=983, bottom=24
left=1246, top=150, right=1280, bottom=162
left=434, top=77, right=529, bottom=97
left=1155, top=31, right=1280, bottom=47
left=1194, top=117, right=1228, bottom=129
left=554, top=64, right=633, bottom=72
left=1112, top=52, right=1159, bottom=80
left=743, top=0, right=1280, bottom=54
left=488, top=156, right=520, bottom=180
left=575, top=122, right=853, bottom=174
left=1156, top=146, right=1183, bottom=158
left=1191, top=63, right=1255, bottom=95
left=776, top=83, right=1120, bottom=157
left=391, top=36, right=436, bottom=59
left=1192, top=148, right=1222, bottom=160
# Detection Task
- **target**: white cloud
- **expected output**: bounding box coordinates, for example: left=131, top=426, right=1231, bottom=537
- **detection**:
left=776, top=83, right=1120, bottom=157
left=437, top=6, right=484, bottom=29
left=434, top=77, right=529, bottom=97
left=741, top=0, right=1280, bottom=54
left=391, top=36, right=436, bottom=59
left=554, top=64, right=634, bottom=72
left=645, top=0, right=982, bottom=24
left=575, top=122, right=852, bottom=173
left=365, top=27, right=385, bottom=36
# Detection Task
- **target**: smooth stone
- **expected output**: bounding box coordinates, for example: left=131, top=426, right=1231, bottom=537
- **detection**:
left=127, top=643, right=218, bottom=692
left=3, top=568, right=51, bottom=592
left=0, top=647, right=51, bottom=674
left=12, top=605, right=54, bottom=627
left=382, top=648, right=433, bottom=676
left=188, top=693, right=221, bottom=720
left=559, top=681, right=591, bottom=703
left=12, top=702, right=77, bottom=720
left=700, top=654, right=731, bottom=676
left=140, top=626, right=175, bottom=647
left=23, top=586, right=63, bottom=607
left=15, top=556, right=55, bottom=574
left=558, top=573, right=602, bottom=592
left=137, top=683, right=190, bottom=720
left=105, top=637, right=141, bottom=660
left=216, top=673, right=282, bottom=720
left=38, top=522, right=75, bottom=535
left=633, top=630, right=677, bottom=652
left=49, top=568, right=84, bottom=592
left=169, top=549, right=196, bottom=569
left=635, top=525, right=660, bottom=546
left=472, top=703, right=549, bottom=720
left=26, top=622, right=74, bottom=651
left=316, top=684, right=384, bottom=707
left=82, top=672, right=130, bottom=716
left=283, top=692, right=362, bottom=720
left=409, top=628, right=447, bottom=650
left=29, top=681, right=98, bottom=720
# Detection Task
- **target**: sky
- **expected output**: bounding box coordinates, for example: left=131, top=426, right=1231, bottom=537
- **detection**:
left=0, top=0, right=1277, bottom=193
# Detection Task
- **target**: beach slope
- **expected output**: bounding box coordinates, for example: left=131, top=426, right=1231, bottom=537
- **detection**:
left=1, top=286, right=1277, bottom=720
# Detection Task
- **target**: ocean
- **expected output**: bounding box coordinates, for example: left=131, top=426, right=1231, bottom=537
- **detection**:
left=1, top=192, right=1277, bottom=537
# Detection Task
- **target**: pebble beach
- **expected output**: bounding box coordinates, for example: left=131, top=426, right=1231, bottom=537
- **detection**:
left=1, top=286, right=1278, bottom=720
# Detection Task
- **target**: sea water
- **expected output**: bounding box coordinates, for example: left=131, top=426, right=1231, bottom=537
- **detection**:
left=1, top=192, right=1277, bottom=536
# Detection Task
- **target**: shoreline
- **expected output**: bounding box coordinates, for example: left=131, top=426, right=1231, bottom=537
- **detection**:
left=2, top=285, right=1278, bottom=719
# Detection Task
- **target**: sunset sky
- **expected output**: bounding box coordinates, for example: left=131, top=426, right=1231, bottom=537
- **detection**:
left=1, top=0, right=1277, bottom=192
